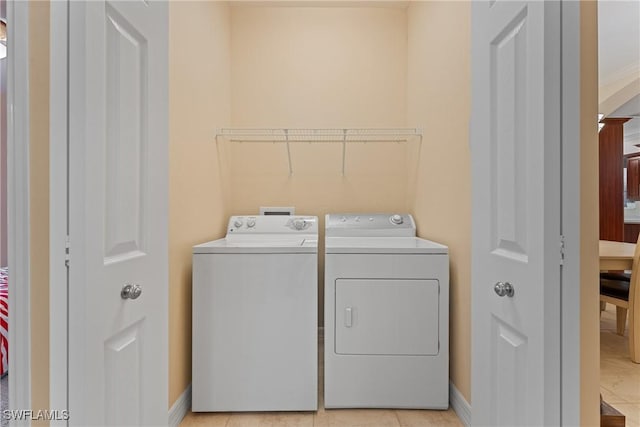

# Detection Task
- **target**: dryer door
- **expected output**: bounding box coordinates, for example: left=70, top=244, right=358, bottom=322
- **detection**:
left=334, top=279, right=439, bottom=356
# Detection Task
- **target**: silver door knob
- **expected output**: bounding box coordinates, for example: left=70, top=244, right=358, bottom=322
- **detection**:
left=121, top=283, right=142, bottom=300
left=494, top=281, right=514, bottom=297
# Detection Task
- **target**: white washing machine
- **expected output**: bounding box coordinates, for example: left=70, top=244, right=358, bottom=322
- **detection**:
left=192, top=215, right=318, bottom=412
left=324, top=213, right=449, bottom=409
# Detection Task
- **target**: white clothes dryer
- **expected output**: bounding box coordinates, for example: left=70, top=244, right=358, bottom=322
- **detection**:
left=324, top=213, right=449, bottom=409
left=192, top=215, right=318, bottom=412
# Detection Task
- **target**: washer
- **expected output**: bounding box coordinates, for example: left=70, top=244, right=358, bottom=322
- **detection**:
left=324, top=213, right=449, bottom=409
left=192, top=215, right=318, bottom=412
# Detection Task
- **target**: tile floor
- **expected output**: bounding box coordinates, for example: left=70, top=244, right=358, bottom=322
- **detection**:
left=181, top=335, right=462, bottom=427
left=601, top=303, right=640, bottom=427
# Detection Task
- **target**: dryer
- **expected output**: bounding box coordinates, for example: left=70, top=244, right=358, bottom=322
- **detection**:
left=192, top=215, right=318, bottom=412
left=324, top=213, right=449, bottom=409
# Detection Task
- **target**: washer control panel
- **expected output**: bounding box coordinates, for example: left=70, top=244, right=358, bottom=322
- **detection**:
left=227, top=215, right=318, bottom=234
left=325, top=213, right=416, bottom=237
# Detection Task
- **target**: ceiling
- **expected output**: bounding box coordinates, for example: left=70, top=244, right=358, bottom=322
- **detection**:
left=598, top=0, right=640, bottom=87
left=598, top=0, right=640, bottom=153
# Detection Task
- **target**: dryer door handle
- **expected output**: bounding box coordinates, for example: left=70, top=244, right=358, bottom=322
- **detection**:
left=344, top=307, right=353, bottom=328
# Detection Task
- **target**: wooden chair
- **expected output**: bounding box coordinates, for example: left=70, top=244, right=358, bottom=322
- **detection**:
left=600, top=234, right=640, bottom=363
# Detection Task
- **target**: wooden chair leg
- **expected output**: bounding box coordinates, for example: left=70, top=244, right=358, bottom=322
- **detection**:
left=601, top=301, right=607, bottom=312
left=630, top=302, right=639, bottom=363
left=616, top=306, right=628, bottom=336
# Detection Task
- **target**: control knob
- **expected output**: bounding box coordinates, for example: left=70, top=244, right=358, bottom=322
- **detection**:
left=247, top=218, right=256, bottom=228
left=233, top=218, right=243, bottom=228
left=293, top=219, right=307, bottom=230
left=390, top=214, right=403, bottom=225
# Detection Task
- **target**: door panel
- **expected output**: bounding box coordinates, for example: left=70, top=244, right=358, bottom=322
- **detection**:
left=491, top=317, right=527, bottom=426
left=68, top=1, right=168, bottom=425
left=104, top=2, right=148, bottom=262
left=104, top=321, right=144, bottom=426
left=490, top=7, right=529, bottom=261
left=471, top=1, right=561, bottom=425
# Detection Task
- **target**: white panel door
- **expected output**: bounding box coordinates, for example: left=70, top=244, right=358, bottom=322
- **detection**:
left=470, top=1, right=561, bottom=425
left=68, top=1, right=168, bottom=425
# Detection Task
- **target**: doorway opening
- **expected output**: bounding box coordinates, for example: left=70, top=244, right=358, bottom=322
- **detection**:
left=597, top=0, right=640, bottom=423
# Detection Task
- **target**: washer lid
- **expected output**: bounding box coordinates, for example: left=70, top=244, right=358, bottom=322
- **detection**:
left=325, top=237, right=448, bottom=254
left=193, top=237, right=318, bottom=254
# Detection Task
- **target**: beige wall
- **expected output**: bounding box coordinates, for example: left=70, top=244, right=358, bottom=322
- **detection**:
left=581, top=1, right=600, bottom=424
left=230, top=6, right=407, bottom=129
left=29, top=1, right=50, bottom=421
left=406, top=2, right=471, bottom=402
left=228, top=5, right=409, bottom=326
left=228, top=4, right=409, bottom=212
left=168, top=1, right=232, bottom=407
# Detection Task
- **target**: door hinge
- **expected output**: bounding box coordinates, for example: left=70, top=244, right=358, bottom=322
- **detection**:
left=560, top=235, right=565, bottom=265
left=65, top=235, right=70, bottom=267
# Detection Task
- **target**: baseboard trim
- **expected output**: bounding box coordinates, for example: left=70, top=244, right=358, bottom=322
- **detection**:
left=169, top=383, right=192, bottom=427
left=449, top=381, right=471, bottom=426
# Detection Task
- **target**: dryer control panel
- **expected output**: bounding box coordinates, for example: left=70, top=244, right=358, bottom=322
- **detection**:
left=325, top=213, right=416, bottom=237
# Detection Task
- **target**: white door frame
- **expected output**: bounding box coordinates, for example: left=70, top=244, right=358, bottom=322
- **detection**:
left=7, top=0, right=32, bottom=418
left=560, top=1, right=585, bottom=424
left=49, top=0, right=68, bottom=421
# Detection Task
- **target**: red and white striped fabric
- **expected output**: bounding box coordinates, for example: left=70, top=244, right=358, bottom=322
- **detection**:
left=0, top=267, right=7, bottom=376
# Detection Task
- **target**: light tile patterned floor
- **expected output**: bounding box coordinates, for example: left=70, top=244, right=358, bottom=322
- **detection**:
left=181, top=337, right=462, bottom=427
left=181, top=402, right=462, bottom=427
left=601, top=303, right=640, bottom=427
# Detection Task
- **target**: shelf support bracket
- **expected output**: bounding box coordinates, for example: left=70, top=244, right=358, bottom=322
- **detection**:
left=341, top=129, right=347, bottom=176
left=285, top=129, right=293, bottom=176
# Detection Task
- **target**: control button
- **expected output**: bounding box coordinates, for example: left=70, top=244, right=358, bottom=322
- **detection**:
left=369, top=217, right=374, bottom=221
left=355, top=216, right=360, bottom=222
left=341, top=216, right=347, bottom=222
left=390, top=214, right=403, bottom=225
left=293, top=219, right=307, bottom=230
left=233, top=218, right=244, bottom=228
left=247, top=218, right=256, bottom=228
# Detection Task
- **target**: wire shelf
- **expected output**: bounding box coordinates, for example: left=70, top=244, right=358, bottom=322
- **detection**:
left=215, top=128, right=423, bottom=175
left=216, top=128, right=422, bottom=143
